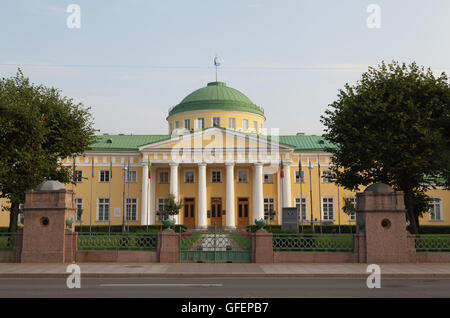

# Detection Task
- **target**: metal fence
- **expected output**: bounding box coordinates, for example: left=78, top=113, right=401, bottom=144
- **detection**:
left=272, top=233, right=354, bottom=252
left=414, top=235, right=450, bottom=252
left=77, top=232, right=158, bottom=251
left=0, top=233, right=15, bottom=251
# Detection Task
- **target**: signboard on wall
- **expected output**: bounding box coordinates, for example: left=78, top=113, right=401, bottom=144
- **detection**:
left=282, top=207, right=299, bottom=232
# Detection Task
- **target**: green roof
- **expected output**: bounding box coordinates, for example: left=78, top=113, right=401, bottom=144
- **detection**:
left=86, top=132, right=335, bottom=153
left=86, top=134, right=171, bottom=153
left=279, top=135, right=337, bottom=152
left=168, top=82, right=265, bottom=118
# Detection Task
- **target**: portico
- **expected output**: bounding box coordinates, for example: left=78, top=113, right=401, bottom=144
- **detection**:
left=138, top=127, right=293, bottom=229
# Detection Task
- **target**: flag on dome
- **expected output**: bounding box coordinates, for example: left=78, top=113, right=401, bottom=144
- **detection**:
left=214, top=56, right=221, bottom=67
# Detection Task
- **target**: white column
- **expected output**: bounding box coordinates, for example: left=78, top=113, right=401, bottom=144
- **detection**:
left=169, top=163, right=179, bottom=224
left=198, top=163, right=207, bottom=228
left=149, top=165, right=156, bottom=225
left=225, top=163, right=235, bottom=229
left=283, top=162, right=292, bottom=207
left=253, top=163, right=264, bottom=223
left=141, top=163, right=148, bottom=225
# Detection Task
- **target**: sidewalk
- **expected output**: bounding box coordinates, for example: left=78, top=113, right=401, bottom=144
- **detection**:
left=1, top=263, right=450, bottom=278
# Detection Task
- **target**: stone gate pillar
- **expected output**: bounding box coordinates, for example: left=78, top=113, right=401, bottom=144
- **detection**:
left=356, top=183, right=412, bottom=263
left=21, top=181, right=77, bottom=263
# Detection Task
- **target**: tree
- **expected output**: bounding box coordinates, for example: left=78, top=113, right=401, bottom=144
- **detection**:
left=0, top=69, right=96, bottom=232
left=321, top=61, right=450, bottom=234
left=162, top=194, right=183, bottom=221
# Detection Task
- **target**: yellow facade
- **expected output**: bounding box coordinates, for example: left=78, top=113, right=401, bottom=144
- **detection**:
left=0, top=80, right=448, bottom=229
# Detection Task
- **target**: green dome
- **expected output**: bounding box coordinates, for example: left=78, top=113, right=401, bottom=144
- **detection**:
left=168, top=82, right=265, bottom=117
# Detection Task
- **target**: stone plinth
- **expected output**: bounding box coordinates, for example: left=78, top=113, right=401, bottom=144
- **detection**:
left=252, top=232, right=274, bottom=263
left=157, top=231, right=179, bottom=263
left=356, top=183, right=410, bottom=263
left=21, top=181, right=76, bottom=263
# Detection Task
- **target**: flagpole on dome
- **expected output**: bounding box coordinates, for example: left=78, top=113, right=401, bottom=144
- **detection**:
left=214, top=56, right=221, bottom=82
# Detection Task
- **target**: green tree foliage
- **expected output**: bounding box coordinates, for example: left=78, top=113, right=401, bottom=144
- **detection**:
left=321, top=61, right=450, bottom=234
left=162, top=194, right=183, bottom=220
left=0, top=69, right=96, bottom=232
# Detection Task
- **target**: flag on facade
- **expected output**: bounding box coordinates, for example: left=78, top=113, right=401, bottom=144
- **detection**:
left=73, top=159, right=77, bottom=180
left=110, top=158, right=113, bottom=179
left=299, top=159, right=302, bottom=179
left=127, top=161, right=131, bottom=180
left=280, top=160, right=284, bottom=178
left=91, top=157, right=95, bottom=178
left=148, top=159, right=151, bottom=179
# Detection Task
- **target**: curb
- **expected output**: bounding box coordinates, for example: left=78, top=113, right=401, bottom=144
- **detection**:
left=1, top=273, right=450, bottom=279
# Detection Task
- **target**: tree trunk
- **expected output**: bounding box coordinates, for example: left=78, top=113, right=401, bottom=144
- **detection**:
left=8, top=202, right=19, bottom=233
left=404, top=191, right=419, bottom=234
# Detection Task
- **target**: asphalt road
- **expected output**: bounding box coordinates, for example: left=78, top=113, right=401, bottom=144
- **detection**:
left=0, top=277, right=449, bottom=298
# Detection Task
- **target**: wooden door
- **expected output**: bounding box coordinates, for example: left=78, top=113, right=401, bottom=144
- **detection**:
left=183, top=198, right=195, bottom=228
left=210, top=198, right=222, bottom=227
left=237, top=198, right=249, bottom=227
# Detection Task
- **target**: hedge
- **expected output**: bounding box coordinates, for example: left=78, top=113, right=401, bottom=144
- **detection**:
left=74, top=225, right=187, bottom=233
left=246, top=224, right=356, bottom=234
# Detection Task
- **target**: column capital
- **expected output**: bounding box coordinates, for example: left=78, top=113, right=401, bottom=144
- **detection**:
left=225, top=162, right=235, bottom=167
left=254, top=162, right=264, bottom=167
left=169, top=162, right=179, bottom=167
left=198, top=162, right=207, bottom=167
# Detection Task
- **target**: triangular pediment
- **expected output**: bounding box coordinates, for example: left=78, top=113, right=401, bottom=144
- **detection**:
left=138, top=127, right=293, bottom=152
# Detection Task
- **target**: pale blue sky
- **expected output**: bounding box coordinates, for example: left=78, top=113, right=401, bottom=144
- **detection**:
left=1, top=0, right=449, bottom=135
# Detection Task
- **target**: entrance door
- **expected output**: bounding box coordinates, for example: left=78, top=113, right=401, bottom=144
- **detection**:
left=210, top=198, right=222, bottom=227
left=237, top=198, right=249, bottom=227
left=183, top=198, right=195, bottom=228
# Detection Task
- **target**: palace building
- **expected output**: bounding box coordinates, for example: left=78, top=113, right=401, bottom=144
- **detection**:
left=0, top=81, right=448, bottom=228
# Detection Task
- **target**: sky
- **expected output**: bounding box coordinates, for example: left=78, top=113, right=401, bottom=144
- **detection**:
left=0, top=0, right=449, bottom=136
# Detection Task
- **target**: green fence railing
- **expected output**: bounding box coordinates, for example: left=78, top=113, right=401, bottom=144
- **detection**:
left=414, top=235, right=450, bottom=252
left=273, top=234, right=354, bottom=252
left=77, top=232, right=158, bottom=251
left=0, top=233, right=15, bottom=251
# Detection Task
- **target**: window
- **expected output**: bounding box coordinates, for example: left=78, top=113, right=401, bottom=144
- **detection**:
left=126, top=170, right=137, bottom=183
left=175, top=121, right=179, bottom=129
left=295, top=197, right=307, bottom=221
left=264, top=197, right=276, bottom=222
left=184, top=119, right=191, bottom=130
left=429, top=198, right=443, bottom=221
left=99, top=170, right=110, bottom=182
left=75, top=198, right=83, bottom=221
left=348, top=197, right=356, bottom=221
left=159, top=171, right=169, bottom=184
left=74, top=170, right=83, bottom=182
left=238, top=170, right=248, bottom=183
left=295, top=170, right=305, bottom=183
left=126, top=198, right=138, bottom=221
left=253, top=121, right=258, bottom=131
left=169, top=123, right=173, bottom=133
left=157, top=198, right=169, bottom=221
left=184, top=170, right=195, bottom=183
left=228, top=118, right=236, bottom=129
left=196, top=118, right=205, bottom=129
left=322, top=197, right=334, bottom=221
left=211, top=170, right=222, bottom=183
left=213, top=117, right=220, bottom=127
left=242, top=119, right=249, bottom=130
left=264, top=174, right=274, bottom=184
left=97, top=198, right=110, bottom=221
left=321, top=170, right=332, bottom=183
